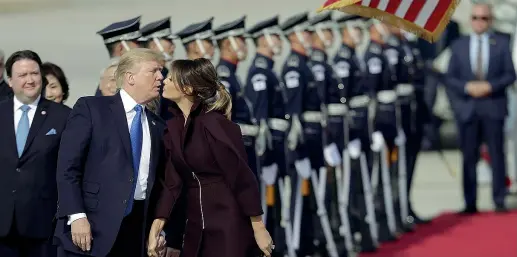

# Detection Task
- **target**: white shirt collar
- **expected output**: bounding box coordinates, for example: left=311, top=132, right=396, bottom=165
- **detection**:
left=119, top=89, right=145, bottom=113
left=13, top=95, right=40, bottom=111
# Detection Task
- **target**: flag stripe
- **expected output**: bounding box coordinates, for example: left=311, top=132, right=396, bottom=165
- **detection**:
left=385, top=0, right=402, bottom=14
left=414, top=0, right=439, bottom=27
left=424, top=0, right=453, bottom=31
left=377, top=0, right=390, bottom=11
left=394, top=0, right=412, bottom=18
left=404, top=1, right=426, bottom=23
left=369, top=0, right=380, bottom=8
left=361, top=0, right=371, bottom=6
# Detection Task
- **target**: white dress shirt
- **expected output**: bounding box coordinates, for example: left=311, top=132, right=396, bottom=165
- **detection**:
left=68, top=90, right=152, bottom=225
left=13, top=95, right=40, bottom=132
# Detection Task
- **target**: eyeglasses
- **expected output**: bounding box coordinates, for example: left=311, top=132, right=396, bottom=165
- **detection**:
left=471, top=15, right=491, bottom=21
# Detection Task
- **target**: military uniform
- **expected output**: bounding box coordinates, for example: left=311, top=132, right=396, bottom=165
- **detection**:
left=95, top=16, right=142, bottom=96
left=281, top=12, right=317, bottom=257
left=246, top=16, right=289, bottom=257
left=214, top=16, right=260, bottom=178
left=138, top=17, right=178, bottom=120
left=176, top=17, right=215, bottom=60
left=398, top=33, right=430, bottom=224
left=363, top=26, right=400, bottom=242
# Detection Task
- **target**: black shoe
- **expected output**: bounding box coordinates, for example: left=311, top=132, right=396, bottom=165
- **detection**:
left=458, top=206, right=478, bottom=215
left=495, top=205, right=508, bottom=213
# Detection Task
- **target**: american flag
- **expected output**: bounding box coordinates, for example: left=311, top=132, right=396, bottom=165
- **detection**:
left=319, top=0, right=460, bottom=42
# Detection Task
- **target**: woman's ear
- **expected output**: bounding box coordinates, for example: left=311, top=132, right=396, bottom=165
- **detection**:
left=184, top=85, right=194, bottom=95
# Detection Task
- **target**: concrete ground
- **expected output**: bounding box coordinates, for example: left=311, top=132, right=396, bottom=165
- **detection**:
left=1, top=0, right=516, bottom=219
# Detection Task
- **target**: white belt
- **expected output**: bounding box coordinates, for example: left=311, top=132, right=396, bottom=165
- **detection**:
left=396, top=84, right=415, bottom=96
left=302, top=111, right=322, bottom=123
left=268, top=118, right=290, bottom=132
left=377, top=90, right=397, bottom=104
left=349, top=95, right=370, bottom=108
left=327, top=103, right=348, bottom=116
left=237, top=123, right=259, bottom=137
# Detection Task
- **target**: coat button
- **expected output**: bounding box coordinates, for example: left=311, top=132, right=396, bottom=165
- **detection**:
left=12, top=190, right=16, bottom=193
left=16, top=168, right=20, bottom=172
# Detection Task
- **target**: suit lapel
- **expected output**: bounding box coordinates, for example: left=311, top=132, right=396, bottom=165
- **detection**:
left=0, top=99, right=18, bottom=159
left=109, top=94, right=133, bottom=163
left=22, top=99, right=50, bottom=156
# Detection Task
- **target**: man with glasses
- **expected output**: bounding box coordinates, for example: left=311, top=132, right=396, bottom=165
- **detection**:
left=445, top=3, right=516, bottom=214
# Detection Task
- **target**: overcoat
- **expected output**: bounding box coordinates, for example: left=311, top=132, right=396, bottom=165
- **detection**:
left=155, top=101, right=264, bottom=257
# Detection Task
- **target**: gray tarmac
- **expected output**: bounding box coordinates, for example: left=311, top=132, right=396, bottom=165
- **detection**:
left=1, top=0, right=515, bottom=218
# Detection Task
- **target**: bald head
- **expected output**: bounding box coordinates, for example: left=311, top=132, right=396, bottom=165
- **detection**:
left=471, top=3, right=493, bottom=34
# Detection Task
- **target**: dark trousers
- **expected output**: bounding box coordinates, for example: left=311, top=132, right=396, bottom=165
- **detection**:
left=107, top=200, right=145, bottom=257
left=0, top=217, right=56, bottom=257
left=458, top=116, right=507, bottom=208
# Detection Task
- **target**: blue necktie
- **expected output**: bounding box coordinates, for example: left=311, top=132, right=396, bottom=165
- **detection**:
left=125, top=105, right=143, bottom=216
left=16, top=105, right=30, bottom=157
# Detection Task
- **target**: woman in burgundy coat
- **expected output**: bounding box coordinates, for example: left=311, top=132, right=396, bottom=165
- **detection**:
left=147, top=58, right=274, bottom=257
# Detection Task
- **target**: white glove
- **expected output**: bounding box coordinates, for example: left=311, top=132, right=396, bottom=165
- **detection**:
left=370, top=131, right=385, bottom=152
left=395, top=129, right=406, bottom=146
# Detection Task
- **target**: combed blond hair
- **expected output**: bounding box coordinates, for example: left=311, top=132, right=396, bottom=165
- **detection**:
left=115, top=48, right=164, bottom=89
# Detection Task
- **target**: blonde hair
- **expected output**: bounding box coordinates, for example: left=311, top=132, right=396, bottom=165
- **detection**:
left=115, top=48, right=164, bottom=89
left=170, top=58, right=232, bottom=119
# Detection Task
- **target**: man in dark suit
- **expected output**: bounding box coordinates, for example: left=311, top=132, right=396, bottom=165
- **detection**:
left=54, top=48, right=166, bottom=257
left=0, top=49, right=14, bottom=101
left=0, top=50, right=71, bottom=257
left=446, top=3, right=516, bottom=214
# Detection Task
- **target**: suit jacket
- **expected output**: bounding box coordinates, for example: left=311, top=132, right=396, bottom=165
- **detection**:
left=0, top=79, right=13, bottom=102
left=445, top=33, right=517, bottom=123
left=54, top=93, right=165, bottom=257
left=0, top=97, right=71, bottom=238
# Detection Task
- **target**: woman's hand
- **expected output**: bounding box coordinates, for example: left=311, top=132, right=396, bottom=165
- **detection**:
left=147, top=218, right=166, bottom=257
left=251, top=217, right=274, bottom=257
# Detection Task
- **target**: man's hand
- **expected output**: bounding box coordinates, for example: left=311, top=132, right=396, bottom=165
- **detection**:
left=157, top=235, right=167, bottom=257
left=71, top=217, right=92, bottom=252
left=166, top=248, right=181, bottom=257
left=466, top=81, right=492, bottom=98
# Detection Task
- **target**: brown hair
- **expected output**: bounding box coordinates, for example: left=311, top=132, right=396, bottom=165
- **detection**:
left=170, top=58, right=232, bottom=119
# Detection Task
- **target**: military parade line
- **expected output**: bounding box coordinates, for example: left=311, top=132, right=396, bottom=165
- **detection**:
left=2, top=3, right=513, bottom=257
left=90, top=11, right=431, bottom=257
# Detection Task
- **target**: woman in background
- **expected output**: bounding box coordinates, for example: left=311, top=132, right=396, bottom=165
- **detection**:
left=41, top=62, right=69, bottom=104
left=147, top=58, right=273, bottom=257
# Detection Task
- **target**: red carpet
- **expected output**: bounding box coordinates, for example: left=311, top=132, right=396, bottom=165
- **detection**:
left=360, top=211, right=517, bottom=257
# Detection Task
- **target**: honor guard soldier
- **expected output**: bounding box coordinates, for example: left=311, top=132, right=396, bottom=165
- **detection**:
left=334, top=14, right=380, bottom=253
left=245, top=16, right=289, bottom=257
left=213, top=16, right=259, bottom=178
left=139, top=17, right=178, bottom=119
left=390, top=28, right=431, bottom=225
left=364, top=19, right=400, bottom=243
left=95, top=16, right=142, bottom=96
left=307, top=12, right=344, bottom=257
left=176, top=17, right=216, bottom=60
left=280, top=12, right=317, bottom=257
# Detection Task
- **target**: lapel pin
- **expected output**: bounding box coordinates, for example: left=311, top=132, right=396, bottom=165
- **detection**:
left=41, top=110, right=46, bottom=115
left=152, top=120, right=156, bottom=126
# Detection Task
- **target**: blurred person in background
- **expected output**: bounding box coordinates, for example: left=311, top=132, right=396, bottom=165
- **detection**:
left=0, top=50, right=71, bottom=257
left=98, top=61, right=119, bottom=97
left=139, top=17, right=178, bottom=119
left=0, top=49, right=14, bottom=101
left=445, top=3, right=516, bottom=214
left=95, top=16, right=143, bottom=96
left=176, top=17, right=216, bottom=60
left=41, top=62, right=70, bottom=105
